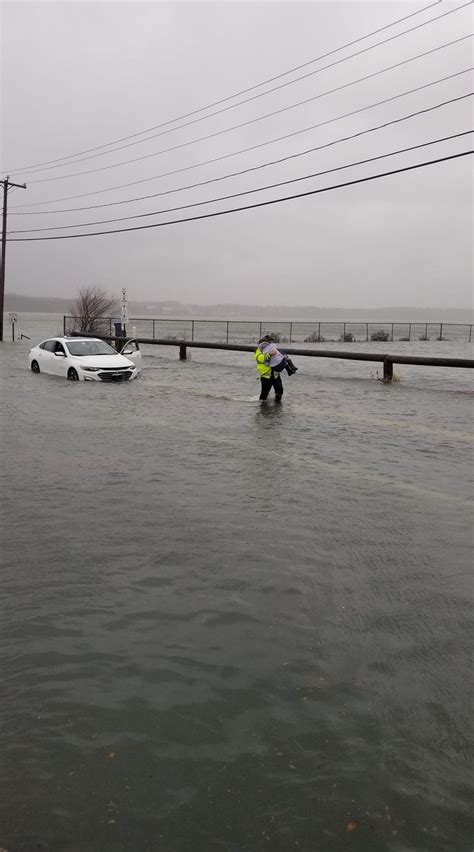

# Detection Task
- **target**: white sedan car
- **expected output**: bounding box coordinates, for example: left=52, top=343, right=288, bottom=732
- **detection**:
left=28, top=336, right=142, bottom=382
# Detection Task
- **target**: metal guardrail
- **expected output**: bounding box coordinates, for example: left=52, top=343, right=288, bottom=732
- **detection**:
left=71, top=332, right=474, bottom=382
left=64, top=316, right=473, bottom=343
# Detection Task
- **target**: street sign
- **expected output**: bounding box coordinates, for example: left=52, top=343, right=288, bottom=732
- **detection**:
left=8, top=313, right=17, bottom=324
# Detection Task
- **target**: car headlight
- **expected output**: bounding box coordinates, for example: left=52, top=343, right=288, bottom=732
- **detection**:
left=82, top=366, right=100, bottom=372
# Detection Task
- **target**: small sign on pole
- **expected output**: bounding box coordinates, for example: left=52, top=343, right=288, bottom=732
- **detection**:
left=8, top=313, right=17, bottom=342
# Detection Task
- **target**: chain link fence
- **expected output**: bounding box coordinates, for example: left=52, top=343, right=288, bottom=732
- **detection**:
left=64, top=317, right=473, bottom=344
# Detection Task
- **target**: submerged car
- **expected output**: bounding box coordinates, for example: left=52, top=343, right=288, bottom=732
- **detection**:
left=28, top=337, right=142, bottom=382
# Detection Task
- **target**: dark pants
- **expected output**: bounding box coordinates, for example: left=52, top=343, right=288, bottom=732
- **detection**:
left=272, top=356, right=297, bottom=375
left=259, top=371, right=284, bottom=400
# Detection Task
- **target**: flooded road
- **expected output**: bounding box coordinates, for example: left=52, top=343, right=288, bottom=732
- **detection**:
left=0, top=331, right=472, bottom=851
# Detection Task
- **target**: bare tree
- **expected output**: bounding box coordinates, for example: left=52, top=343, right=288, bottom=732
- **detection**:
left=68, top=286, right=119, bottom=334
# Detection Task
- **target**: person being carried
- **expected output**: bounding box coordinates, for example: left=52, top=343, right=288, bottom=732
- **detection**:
left=254, top=334, right=298, bottom=401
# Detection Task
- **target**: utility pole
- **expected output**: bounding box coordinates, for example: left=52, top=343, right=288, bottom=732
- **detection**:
left=121, top=287, right=128, bottom=335
left=1, top=175, right=27, bottom=342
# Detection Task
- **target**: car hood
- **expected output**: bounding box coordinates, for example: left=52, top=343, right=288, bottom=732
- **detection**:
left=71, top=354, right=134, bottom=368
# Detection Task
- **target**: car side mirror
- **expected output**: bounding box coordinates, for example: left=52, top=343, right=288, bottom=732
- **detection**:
left=54, top=351, right=66, bottom=357
left=123, top=349, right=133, bottom=355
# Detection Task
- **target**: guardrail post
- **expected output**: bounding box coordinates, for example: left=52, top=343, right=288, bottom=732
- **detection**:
left=343, top=322, right=346, bottom=341
left=425, top=322, right=428, bottom=340
left=383, top=357, right=393, bottom=382
left=289, top=322, right=292, bottom=343
left=318, top=322, right=321, bottom=341
left=408, top=323, right=411, bottom=341
left=439, top=323, right=443, bottom=340
left=226, top=321, right=229, bottom=343
left=391, top=323, right=394, bottom=342
left=259, top=321, right=262, bottom=339
left=191, top=320, right=195, bottom=341
left=470, top=325, right=472, bottom=343
left=152, top=319, right=155, bottom=337
left=179, top=342, right=187, bottom=360
left=63, top=315, right=67, bottom=335
left=366, top=323, right=369, bottom=342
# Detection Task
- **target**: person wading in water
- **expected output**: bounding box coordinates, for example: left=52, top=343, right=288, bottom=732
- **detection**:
left=254, top=334, right=298, bottom=401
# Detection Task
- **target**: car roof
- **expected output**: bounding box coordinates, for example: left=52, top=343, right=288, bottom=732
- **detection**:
left=42, top=336, right=103, bottom=343
left=64, top=337, right=104, bottom=342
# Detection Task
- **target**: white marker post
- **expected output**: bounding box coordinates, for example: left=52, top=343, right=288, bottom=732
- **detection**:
left=8, top=312, right=17, bottom=342
left=121, top=288, right=128, bottom=336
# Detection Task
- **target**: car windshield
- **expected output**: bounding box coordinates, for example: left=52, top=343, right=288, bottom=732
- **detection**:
left=66, top=340, right=117, bottom=357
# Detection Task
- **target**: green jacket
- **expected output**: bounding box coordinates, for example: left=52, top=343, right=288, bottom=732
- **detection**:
left=254, top=346, right=272, bottom=378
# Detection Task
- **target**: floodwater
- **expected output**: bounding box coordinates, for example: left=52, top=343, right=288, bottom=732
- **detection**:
left=0, top=320, right=473, bottom=852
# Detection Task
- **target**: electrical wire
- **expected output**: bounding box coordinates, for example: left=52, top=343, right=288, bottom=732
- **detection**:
left=8, top=132, right=472, bottom=234
left=3, top=0, right=447, bottom=173
left=26, top=36, right=472, bottom=184
left=13, top=94, right=471, bottom=216
left=12, top=70, right=472, bottom=210
left=8, top=150, right=472, bottom=242
left=12, top=2, right=471, bottom=178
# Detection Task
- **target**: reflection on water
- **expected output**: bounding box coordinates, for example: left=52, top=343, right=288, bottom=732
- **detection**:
left=0, top=332, right=473, bottom=852
left=255, top=399, right=286, bottom=425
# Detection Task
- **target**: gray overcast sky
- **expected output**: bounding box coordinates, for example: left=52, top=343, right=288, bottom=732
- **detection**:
left=1, top=0, right=473, bottom=307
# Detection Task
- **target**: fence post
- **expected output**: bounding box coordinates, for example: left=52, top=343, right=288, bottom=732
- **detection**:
left=439, top=323, right=443, bottom=340
left=318, top=322, right=321, bottom=341
left=470, top=325, right=472, bottom=343
left=179, top=342, right=187, bottom=360
left=425, top=322, right=428, bottom=340
left=343, top=322, right=346, bottom=341
left=226, top=321, right=229, bottom=343
left=259, top=321, right=262, bottom=339
left=191, top=320, right=195, bottom=341
left=408, top=323, right=411, bottom=341
left=366, top=323, right=369, bottom=342
left=152, top=319, right=155, bottom=338
left=391, top=323, right=394, bottom=342
left=63, top=315, right=66, bottom=335
left=289, top=322, right=293, bottom=343
left=383, top=357, right=393, bottom=382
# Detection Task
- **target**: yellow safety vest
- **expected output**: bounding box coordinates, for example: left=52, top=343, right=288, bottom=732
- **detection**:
left=254, top=347, right=272, bottom=378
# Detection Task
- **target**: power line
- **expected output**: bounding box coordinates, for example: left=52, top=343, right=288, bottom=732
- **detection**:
left=8, top=133, right=472, bottom=234
left=13, top=2, right=471, bottom=178
left=3, top=0, right=445, bottom=173
left=13, top=94, right=471, bottom=216
left=27, top=36, right=472, bottom=185
left=12, top=69, right=472, bottom=210
left=8, top=151, right=472, bottom=242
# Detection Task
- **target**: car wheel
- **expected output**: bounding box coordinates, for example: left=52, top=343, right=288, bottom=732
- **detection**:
left=68, top=368, right=79, bottom=381
left=31, top=360, right=40, bottom=374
